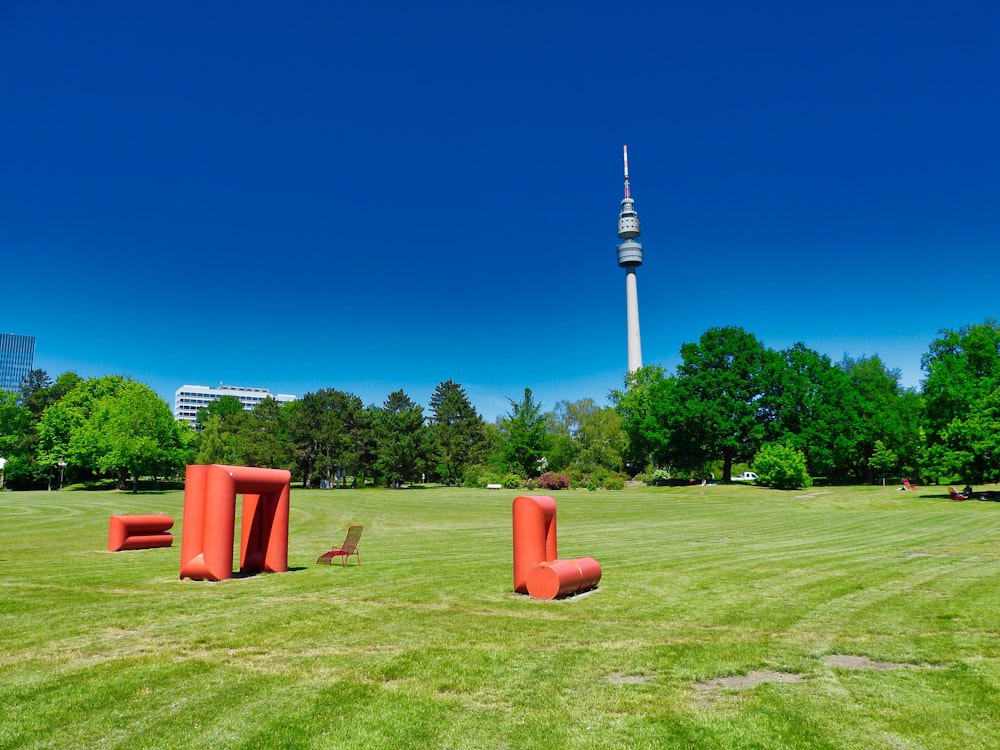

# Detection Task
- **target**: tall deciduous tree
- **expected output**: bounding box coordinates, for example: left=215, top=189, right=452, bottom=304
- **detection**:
left=611, top=365, right=668, bottom=473
left=13, top=370, right=85, bottom=486
left=839, top=355, right=917, bottom=482
left=930, top=384, right=1000, bottom=483
left=75, top=380, right=193, bottom=492
left=577, top=405, right=625, bottom=474
left=921, top=320, right=1000, bottom=482
left=37, top=375, right=130, bottom=485
left=665, top=327, right=773, bottom=481
left=762, top=343, right=849, bottom=477
left=0, top=390, right=31, bottom=485
left=547, top=399, right=625, bottom=476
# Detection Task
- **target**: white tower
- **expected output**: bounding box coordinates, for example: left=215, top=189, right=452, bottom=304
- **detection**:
left=617, top=145, right=643, bottom=373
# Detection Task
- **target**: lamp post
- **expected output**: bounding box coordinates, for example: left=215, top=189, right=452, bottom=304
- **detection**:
left=58, top=462, right=67, bottom=490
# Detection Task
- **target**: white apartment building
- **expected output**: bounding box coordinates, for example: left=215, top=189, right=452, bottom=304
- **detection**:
left=174, top=384, right=298, bottom=426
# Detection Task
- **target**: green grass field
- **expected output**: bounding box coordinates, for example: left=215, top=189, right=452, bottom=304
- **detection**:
left=2, top=483, right=999, bottom=749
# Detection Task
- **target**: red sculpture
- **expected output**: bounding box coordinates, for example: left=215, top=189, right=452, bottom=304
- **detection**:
left=179, top=464, right=291, bottom=581
left=512, top=494, right=601, bottom=600
left=108, top=514, right=174, bottom=551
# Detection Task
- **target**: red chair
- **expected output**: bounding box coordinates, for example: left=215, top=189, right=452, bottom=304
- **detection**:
left=317, top=525, right=363, bottom=566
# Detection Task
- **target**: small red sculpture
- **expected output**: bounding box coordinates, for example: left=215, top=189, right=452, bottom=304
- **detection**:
left=512, top=495, right=601, bottom=600
left=108, top=514, right=174, bottom=552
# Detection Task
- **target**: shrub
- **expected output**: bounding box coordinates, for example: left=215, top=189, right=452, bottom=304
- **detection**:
left=753, top=443, right=812, bottom=490
left=637, top=468, right=671, bottom=485
left=603, top=474, right=626, bottom=490
left=502, top=473, right=521, bottom=489
left=537, top=472, right=570, bottom=490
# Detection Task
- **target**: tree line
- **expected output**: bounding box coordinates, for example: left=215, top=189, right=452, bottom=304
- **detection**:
left=1, top=320, right=998, bottom=491
left=0, top=375, right=626, bottom=492
left=613, top=320, right=1000, bottom=485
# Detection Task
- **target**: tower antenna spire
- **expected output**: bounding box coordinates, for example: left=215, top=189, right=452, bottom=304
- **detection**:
left=623, top=144, right=631, bottom=200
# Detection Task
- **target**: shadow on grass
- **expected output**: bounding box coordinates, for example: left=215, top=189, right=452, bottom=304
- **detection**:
left=228, top=565, right=309, bottom=579
left=67, top=480, right=186, bottom=493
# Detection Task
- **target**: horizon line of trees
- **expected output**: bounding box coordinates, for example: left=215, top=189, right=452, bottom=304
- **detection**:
left=2, top=319, right=998, bottom=491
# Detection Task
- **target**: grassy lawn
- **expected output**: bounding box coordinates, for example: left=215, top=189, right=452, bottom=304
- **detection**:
left=2, top=482, right=999, bottom=749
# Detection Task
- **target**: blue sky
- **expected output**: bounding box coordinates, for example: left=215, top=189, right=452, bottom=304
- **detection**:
left=2, top=1, right=998, bottom=422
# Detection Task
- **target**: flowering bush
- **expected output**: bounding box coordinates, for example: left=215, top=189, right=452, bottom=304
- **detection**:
left=537, top=472, right=570, bottom=490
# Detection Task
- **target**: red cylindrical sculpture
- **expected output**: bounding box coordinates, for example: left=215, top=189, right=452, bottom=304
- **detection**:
left=512, top=495, right=558, bottom=594
left=179, top=464, right=291, bottom=581
left=512, top=495, right=601, bottom=599
left=108, top=514, right=174, bottom=551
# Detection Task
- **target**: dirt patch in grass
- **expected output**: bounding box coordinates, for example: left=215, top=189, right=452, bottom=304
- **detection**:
left=822, top=654, right=948, bottom=671
left=698, top=670, right=805, bottom=690
left=606, top=671, right=655, bottom=684
left=823, top=654, right=905, bottom=670
left=693, top=670, right=804, bottom=708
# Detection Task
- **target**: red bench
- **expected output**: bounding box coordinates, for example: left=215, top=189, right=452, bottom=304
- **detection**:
left=108, top=514, right=174, bottom=551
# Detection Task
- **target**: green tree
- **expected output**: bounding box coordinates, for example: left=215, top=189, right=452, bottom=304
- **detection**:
left=287, top=389, right=368, bottom=488
left=428, top=380, right=486, bottom=486
left=373, top=390, right=427, bottom=487
left=762, top=344, right=850, bottom=478
left=659, top=327, right=773, bottom=481
left=921, top=320, right=1000, bottom=482
left=545, top=400, right=583, bottom=473
left=234, top=397, right=292, bottom=469
left=37, top=375, right=130, bottom=485
left=75, top=381, right=193, bottom=492
left=610, top=365, right=667, bottom=474
left=12, top=370, right=83, bottom=485
left=0, top=390, right=31, bottom=486
left=195, top=411, right=248, bottom=465
left=868, top=440, right=898, bottom=486
left=839, top=355, right=917, bottom=482
left=499, top=388, right=550, bottom=478
left=548, top=399, right=625, bottom=478
left=935, top=385, right=1000, bottom=483
left=195, top=395, right=245, bottom=429
left=19, top=369, right=52, bottom=415
left=577, top=406, right=625, bottom=474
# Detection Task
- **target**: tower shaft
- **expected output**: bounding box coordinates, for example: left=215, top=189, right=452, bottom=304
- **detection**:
left=625, top=267, right=642, bottom=372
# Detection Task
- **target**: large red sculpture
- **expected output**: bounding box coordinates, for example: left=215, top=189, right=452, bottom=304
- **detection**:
left=108, top=514, right=174, bottom=551
left=179, top=464, right=291, bottom=581
left=512, top=494, right=601, bottom=600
